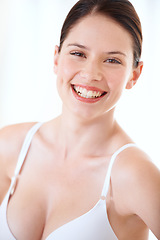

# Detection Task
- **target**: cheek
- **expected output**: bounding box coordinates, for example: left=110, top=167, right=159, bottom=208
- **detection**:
left=57, top=58, right=78, bottom=83
left=56, top=59, right=78, bottom=99
left=106, top=70, right=128, bottom=90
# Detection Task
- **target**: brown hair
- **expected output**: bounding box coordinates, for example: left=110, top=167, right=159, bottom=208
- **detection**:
left=58, top=0, right=142, bottom=67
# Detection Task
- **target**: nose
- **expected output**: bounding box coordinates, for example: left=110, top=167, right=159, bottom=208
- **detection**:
left=79, top=60, right=102, bottom=82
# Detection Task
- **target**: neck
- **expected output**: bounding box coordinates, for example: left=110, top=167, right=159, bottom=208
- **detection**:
left=55, top=107, right=118, bottom=159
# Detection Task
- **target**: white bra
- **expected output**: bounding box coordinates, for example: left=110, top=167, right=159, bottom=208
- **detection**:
left=0, top=122, right=136, bottom=240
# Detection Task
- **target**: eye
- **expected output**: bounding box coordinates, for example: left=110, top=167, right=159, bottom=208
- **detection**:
left=105, top=58, right=121, bottom=64
left=70, top=51, right=86, bottom=58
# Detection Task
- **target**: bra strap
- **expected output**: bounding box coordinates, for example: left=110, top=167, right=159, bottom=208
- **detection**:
left=101, top=143, right=136, bottom=198
left=14, top=122, right=43, bottom=177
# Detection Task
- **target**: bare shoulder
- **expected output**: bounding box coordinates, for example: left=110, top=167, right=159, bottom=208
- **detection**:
left=0, top=122, right=36, bottom=169
left=112, top=145, right=160, bottom=204
left=114, top=145, right=159, bottom=178
left=112, top=145, right=160, bottom=238
left=0, top=122, right=36, bottom=202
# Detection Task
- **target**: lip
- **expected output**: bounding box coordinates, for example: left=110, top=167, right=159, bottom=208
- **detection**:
left=71, top=84, right=107, bottom=103
left=72, top=84, right=105, bottom=93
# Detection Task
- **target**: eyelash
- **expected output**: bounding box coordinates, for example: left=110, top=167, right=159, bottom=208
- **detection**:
left=104, top=58, right=121, bottom=64
left=70, top=51, right=86, bottom=58
left=70, top=51, right=121, bottom=64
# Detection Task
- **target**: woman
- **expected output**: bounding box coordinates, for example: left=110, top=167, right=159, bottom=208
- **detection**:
left=0, top=0, right=159, bottom=239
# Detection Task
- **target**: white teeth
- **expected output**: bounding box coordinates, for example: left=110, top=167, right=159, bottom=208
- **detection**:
left=73, top=85, right=103, bottom=99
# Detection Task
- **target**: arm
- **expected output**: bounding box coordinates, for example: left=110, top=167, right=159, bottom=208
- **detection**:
left=133, top=162, right=160, bottom=239
left=0, top=122, right=35, bottom=204
left=113, top=148, right=160, bottom=239
left=0, top=147, right=11, bottom=203
left=130, top=160, right=160, bottom=239
left=0, top=126, right=15, bottom=203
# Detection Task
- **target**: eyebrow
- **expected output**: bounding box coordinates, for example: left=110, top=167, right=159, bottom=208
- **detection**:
left=67, top=43, right=90, bottom=50
left=67, top=43, right=126, bottom=57
left=106, top=51, right=127, bottom=57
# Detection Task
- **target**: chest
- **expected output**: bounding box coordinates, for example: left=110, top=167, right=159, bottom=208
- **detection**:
left=7, top=156, right=109, bottom=240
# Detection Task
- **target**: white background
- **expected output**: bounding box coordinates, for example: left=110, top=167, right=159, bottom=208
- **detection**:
left=0, top=1, right=159, bottom=239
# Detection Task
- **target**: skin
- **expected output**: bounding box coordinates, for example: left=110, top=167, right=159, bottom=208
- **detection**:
left=0, top=14, right=160, bottom=240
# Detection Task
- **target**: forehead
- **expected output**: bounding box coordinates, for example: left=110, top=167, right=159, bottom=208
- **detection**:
left=63, top=14, right=133, bottom=53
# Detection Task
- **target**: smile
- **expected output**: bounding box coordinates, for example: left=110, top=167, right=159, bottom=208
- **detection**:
left=72, top=85, right=107, bottom=99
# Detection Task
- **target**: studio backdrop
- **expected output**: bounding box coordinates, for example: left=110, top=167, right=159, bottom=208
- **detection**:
left=0, top=1, right=159, bottom=238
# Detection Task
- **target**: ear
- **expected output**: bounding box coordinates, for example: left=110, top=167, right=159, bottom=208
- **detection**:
left=53, top=45, right=60, bottom=74
left=126, top=61, right=143, bottom=89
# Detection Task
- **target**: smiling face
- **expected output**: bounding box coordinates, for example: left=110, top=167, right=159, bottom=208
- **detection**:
left=54, top=14, right=143, bottom=120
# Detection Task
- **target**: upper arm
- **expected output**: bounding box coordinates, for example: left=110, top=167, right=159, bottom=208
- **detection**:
left=0, top=126, right=15, bottom=202
left=0, top=142, right=11, bottom=203
left=130, top=159, right=160, bottom=239
left=113, top=148, right=160, bottom=239
left=0, top=122, right=35, bottom=203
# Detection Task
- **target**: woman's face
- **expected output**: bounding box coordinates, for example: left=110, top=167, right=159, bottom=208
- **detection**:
left=54, top=14, right=142, bottom=120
